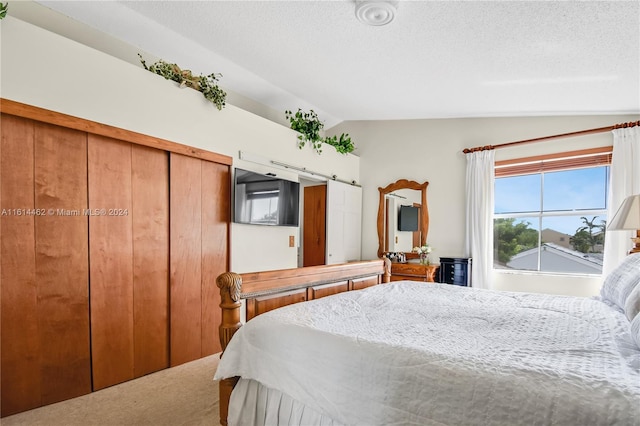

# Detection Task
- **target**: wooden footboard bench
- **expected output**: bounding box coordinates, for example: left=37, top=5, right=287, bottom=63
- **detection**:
left=215, top=259, right=391, bottom=425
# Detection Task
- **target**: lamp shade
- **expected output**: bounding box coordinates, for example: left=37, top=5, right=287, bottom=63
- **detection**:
left=608, top=194, right=640, bottom=230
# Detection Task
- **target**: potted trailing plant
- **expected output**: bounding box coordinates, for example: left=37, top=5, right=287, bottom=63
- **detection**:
left=285, top=109, right=324, bottom=152
left=138, top=54, right=227, bottom=110
left=0, top=2, right=8, bottom=19
left=285, top=108, right=354, bottom=155
left=324, top=133, right=355, bottom=154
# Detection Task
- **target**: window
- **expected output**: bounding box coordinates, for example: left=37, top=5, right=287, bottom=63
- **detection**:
left=494, top=148, right=611, bottom=275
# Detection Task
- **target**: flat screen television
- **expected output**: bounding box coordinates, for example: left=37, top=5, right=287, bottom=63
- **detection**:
left=398, top=205, right=419, bottom=231
left=234, top=168, right=300, bottom=226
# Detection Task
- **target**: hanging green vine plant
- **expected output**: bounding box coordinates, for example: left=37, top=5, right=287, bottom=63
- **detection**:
left=0, top=2, right=9, bottom=20
left=285, top=109, right=324, bottom=152
left=324, top=133, right=355, bottom=155
left=138, top=54, right=226, bottom=110
left=285, top=109, right=354, bottom=155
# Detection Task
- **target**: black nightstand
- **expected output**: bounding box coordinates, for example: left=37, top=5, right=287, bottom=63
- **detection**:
left=437, top=257, right=472, bottom=287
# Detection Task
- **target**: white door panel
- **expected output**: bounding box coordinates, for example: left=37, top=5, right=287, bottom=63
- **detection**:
left=326, top=180, right=362, bottom=264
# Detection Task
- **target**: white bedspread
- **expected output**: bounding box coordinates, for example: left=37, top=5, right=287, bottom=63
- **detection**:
left=215, top=282, right=640, bottom=425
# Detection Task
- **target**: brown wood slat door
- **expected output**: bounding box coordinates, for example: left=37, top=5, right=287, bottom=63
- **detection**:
left=201, top=160, right=229, bottom=356
left=88, top=135, right=135, bottom=390
left=170, top=153, right=203, bottom=366
left=34, top=122, right=91, bottom=405
left=1, top=115, right=40, bottom=416
left=131, top=145, right=170, bottom=377
left=303, top=185, right=326, bottom=266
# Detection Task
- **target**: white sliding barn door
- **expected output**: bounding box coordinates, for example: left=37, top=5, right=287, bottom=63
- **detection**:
left=326, top=180, right=362, bottom=264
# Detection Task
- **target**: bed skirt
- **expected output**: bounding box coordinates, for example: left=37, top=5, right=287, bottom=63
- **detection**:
left=228, top=378, right=341, bottom=426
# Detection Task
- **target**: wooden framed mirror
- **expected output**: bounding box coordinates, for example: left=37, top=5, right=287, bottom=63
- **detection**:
left=377, top=179, right=429, bottom=259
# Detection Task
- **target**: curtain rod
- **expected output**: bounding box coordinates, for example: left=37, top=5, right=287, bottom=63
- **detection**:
left=462, top=120, right=640, bottom=154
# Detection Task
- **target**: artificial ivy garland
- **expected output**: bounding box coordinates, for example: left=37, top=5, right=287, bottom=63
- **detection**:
left=138, top=54, right=226, bottom=111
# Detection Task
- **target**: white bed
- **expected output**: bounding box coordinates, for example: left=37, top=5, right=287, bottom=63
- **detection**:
left=214, top=256, right=640, bottom=426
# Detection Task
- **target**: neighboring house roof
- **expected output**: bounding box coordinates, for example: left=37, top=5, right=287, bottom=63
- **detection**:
left=506, top=243, right=602, bottom=273
left=541, top=228, right=573, bottom=250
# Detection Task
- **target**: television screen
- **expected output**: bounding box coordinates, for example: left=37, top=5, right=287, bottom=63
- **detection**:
left=234, top=168, right=300, bottom=226
left=398, top=205, right=419, bottom=231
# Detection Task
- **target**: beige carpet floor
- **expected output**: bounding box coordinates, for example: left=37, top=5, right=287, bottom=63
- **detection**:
left=2, top=353, right=221, bottom=426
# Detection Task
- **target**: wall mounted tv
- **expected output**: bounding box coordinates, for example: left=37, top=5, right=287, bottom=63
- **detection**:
left=234, top=168, right=300, bottom=226
left=398, top=205, right=419, bottom=231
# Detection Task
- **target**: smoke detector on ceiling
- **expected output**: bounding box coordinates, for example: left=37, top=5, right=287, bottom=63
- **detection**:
left=355, top=1, right=399, bottom=26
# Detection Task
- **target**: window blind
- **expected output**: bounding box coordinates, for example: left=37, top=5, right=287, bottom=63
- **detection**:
left=495, top=147, right=612, bottom=178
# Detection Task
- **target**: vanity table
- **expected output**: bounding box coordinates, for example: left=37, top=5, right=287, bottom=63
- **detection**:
left=390, top=262, right=439, bottom=282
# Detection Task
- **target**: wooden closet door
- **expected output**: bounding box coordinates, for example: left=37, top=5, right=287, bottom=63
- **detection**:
left=1, top=116, right=91, bottom=416
left=131, top=145, right=169, bottom=377
left=88, top=135, right=135, bottom=390
left=201, top=160, right=229, bottom=356
left=89, top=136, right=171, bottom=389
left=1, top=115, right=39, bottom=416
left=170, top=154, right=229, bottom=365
left=34, top=122, right=91, bottom=404
left=170, top=154, right=203, bottom=366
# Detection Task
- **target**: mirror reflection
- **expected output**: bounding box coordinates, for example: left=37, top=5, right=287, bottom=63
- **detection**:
left=385, top=189, right=422, bottom=253
left=377, top=179, right=429, bottom=259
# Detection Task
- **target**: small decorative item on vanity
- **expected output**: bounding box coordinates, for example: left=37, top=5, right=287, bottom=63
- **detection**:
left=413, top=244, right=432, bottom=265
left=384, top=252, right=406, bottom=263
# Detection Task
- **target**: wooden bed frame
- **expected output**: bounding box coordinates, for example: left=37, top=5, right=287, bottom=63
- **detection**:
left=215, top=259, right=391, bottom=425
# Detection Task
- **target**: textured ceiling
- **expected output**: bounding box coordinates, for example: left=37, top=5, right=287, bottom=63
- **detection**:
left=35, top=1, right=640, bottom=128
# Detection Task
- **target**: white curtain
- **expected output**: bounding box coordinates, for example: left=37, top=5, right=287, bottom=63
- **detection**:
left=465, top=150, right=495, bottom=289
left=602, top=127, right=640, bottom=276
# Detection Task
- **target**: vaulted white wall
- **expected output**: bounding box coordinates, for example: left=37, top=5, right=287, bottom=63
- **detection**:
left=1, top=17, right=359, bottom=273
left=331, top=114, right=639, bottom=297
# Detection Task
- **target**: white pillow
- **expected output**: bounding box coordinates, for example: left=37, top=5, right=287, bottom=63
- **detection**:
left=625, top=283, right=640, bottom=321
left=600, top=252, right=640, bottom=310
left=631, top=312, right=640, bottom=350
